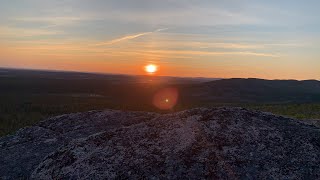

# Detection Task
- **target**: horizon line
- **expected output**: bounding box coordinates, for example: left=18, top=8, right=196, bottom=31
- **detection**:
left=0, top=66, right=319, bottom=82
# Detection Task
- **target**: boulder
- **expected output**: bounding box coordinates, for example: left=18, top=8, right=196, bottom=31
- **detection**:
left=0, top=108, right=319, bottom=179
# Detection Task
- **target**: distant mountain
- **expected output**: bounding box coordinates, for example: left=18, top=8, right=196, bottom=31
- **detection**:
left=1, top=68, right=319, bottom=106
left=183, top=78, right=320, bottom=103
left=0, top=68, right=217, bottom=84
left=1, top=108, right=319, bottom=179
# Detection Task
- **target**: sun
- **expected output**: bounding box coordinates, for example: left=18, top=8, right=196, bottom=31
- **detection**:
left=144, top=64, right=158, bottom=74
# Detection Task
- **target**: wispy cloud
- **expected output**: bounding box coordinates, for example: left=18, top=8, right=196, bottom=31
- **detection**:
left=94, top=28, right=168, bottom=46
left=131, top=49, right=280, bottom=58
left=13, top=16, right=83, bottom=28
left=0, top=26, right=62, bottom=37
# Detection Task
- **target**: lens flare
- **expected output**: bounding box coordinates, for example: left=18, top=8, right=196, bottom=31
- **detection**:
left=153, top=87, right=179, bottom=110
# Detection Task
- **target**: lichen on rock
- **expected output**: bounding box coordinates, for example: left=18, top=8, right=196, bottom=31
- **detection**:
left=0, top=107, right=319, bottom=179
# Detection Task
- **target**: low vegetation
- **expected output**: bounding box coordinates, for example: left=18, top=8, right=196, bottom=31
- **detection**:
left=1, top=93, right=319, bottom=136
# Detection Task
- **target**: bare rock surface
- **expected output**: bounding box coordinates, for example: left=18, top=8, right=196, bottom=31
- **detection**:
left=1, top=107, right=320, bottom=179
left=0, top=110, right=157, bottom=179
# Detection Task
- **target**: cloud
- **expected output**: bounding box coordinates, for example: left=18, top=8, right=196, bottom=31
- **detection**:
left=131, top=49, right=280, bottom=58
left=0, top=26, right=62, bottom=37
left=13, top=16, right=84, bottom=28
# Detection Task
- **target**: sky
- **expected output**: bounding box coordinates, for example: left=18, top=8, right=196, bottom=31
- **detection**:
left=0, top=0, right=319, bottom=79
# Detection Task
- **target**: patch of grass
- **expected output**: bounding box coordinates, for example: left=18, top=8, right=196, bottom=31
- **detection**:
left=244, top=103, right=320, bottom=120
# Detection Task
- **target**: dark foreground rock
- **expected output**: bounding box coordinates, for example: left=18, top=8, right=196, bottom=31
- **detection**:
left=0, top=107, right=319, bottom=179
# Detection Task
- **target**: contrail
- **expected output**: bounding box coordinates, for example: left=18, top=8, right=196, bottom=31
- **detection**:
left=155, top=28, right=169, bottom=32
left=94, top=28, right=168, bottom=46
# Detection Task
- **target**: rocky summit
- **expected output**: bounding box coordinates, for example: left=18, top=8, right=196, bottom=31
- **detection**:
left=0, top=107, right=319, bottom=179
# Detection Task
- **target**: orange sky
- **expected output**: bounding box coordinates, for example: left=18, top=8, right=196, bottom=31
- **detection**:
left=0, top=0, right=320, bottom=80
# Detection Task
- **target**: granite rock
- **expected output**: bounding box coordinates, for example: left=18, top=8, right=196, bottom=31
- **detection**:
left=0, top=108, right=319, bottom=179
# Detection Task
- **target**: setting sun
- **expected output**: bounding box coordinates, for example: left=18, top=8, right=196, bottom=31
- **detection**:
left=144, top=64, right=158, bottom=74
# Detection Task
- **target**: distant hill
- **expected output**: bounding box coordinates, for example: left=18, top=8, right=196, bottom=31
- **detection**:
left=0, top=68, right=319, bottom=142
left=1, top=68, right=319, bottom=105
left=183, top=78, right=320, bottom=104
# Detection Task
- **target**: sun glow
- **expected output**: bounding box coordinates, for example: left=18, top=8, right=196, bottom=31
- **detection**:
left=144, top=64, right=158, bottom=74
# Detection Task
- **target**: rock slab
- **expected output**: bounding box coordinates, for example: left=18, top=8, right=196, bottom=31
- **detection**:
left=0, top=107, right=319, bottom=179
